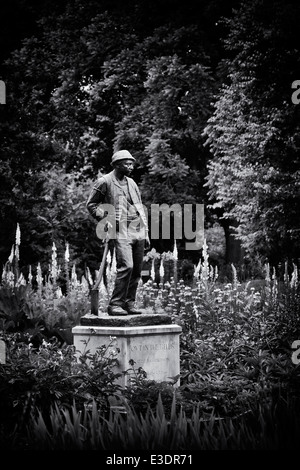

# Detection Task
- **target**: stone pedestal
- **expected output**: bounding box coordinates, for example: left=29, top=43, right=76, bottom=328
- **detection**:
left=72, top=313, right=182, bottom=387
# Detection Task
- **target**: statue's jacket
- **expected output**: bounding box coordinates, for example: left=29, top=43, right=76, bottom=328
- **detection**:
left=86, top=170, right=148, bottom=230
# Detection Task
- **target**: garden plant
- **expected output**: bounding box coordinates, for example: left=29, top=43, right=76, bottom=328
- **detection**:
left=0, top=226, right=300, bottom=450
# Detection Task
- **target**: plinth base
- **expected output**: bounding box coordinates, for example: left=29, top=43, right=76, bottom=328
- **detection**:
left=80, top=312, right=172, bottom=327
left=72, top=313, right=182, bottom=387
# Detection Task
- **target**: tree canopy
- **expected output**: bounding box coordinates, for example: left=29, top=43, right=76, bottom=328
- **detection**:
left=203, top=0, right=300, bottom=265
left=0, top=0, right=299, bottom=275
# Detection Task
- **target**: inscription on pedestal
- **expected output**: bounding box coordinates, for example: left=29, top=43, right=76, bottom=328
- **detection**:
left=127, top=336, right=179, bottom=382
left=130, top=341, right=175, bottom=352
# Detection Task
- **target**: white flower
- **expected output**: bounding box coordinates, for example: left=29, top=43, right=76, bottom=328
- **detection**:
left=51, top=242, right=58, bottom=280
left=194, top=259, right=201, bottom=278
left=65, top=242, right=70, bottom=262
left=28, top=265, right=33, bottom=285
left=36, top=262, right=43, bottom=286
left=159, top=259, right=164, bottom=280
left=56, top=287, right=63, bottom=298
left=14, top=245, right=19, bottom=261
left=15, top=223, right=21, bottom=246
left=172, top=240, right=178, bottom=260
left=8, top=246, right=14, bottom=264
left=151, top=259, right=155, bottom=281
left=17, top=273, right=26, bottom=286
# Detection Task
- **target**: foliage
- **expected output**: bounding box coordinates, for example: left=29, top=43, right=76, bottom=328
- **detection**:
left=1, top=0, right=299, bottom=271
left=0, top=235, right=92, bottom=344
left=0, top=0, right=237, bottom=268
left=0, top=333, right=122, bottom=448
left=111, top=37, right=216, bottom=206
left=122, top=360, right=178, bottom=418
left=2, top=390, right=300, bottom=450
left=263, top=283, right=300, bottom=353
left=1, top=227, right=300, bottom=450
left=203, top=0, right=300, bottom=264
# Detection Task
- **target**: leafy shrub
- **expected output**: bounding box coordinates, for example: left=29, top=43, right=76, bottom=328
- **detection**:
left=263, top=283, right=300, bottom=353
left=1, top=225, right=300, bottom=450
left=0, top=333, right=122, bottom=448
left=122, top=360, right=179, bottom=418
left=0, top=237, right=91, bottom=344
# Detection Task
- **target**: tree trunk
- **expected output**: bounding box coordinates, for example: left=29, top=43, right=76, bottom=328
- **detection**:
left=221, top=218, right=244, bottom=265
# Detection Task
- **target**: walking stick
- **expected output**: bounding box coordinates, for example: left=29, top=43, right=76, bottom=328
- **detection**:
left=90, top=224, right=111, bottom=315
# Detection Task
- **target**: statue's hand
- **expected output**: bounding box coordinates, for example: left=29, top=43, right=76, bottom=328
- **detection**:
left=96, top=205, right=105, bottom=219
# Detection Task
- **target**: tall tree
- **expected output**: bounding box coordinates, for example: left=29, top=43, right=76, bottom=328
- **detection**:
left=203, top=0, right=300, bottom=266
left=98, top=25, right=217, bottom=254
left=0, top=0, right=239, bottom=269
left=0, top=2, right=139, bottom=268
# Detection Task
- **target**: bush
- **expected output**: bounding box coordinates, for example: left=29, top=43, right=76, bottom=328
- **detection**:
left=0, top=333, right=122, bottom=449
left=1, top=226, right=300, bottom=450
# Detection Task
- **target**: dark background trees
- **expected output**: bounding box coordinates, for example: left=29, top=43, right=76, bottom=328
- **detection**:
left=203, top=0, right=300, bottom=267
left=0, top=0, right=299, bottom=278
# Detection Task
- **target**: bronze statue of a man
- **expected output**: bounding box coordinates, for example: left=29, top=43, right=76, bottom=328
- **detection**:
left=87, top=150, right=150, bottom=316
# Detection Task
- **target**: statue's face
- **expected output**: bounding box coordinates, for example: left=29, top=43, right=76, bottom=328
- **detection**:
left=116, top=159, right=135, bottom=176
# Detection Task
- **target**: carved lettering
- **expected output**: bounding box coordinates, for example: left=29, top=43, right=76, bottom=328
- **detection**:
left=130, top=342, right=175, bottom=353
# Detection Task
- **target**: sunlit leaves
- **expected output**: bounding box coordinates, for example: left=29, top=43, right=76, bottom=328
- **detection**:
left=203, top=0, right=300, bottom=262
